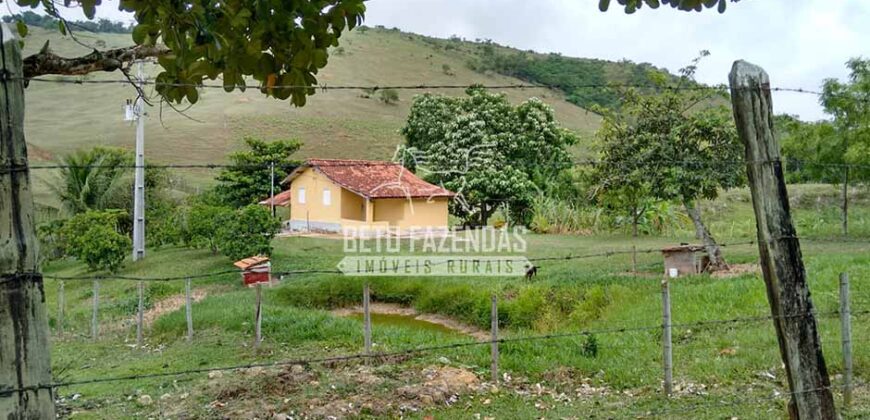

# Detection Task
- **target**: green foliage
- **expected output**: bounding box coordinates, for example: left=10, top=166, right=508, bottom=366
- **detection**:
left=378, top=88, right=400, bottom=104
left=215, top=137, right=301, bottom=208
left=580, top=334, right=599, bottom=358
left=3, top=11, right=131, bottom=33
left=593, top=53, right=742, bottom=241
left=16, top=0, right=366, bottom=106
left=598, top=0, right=739, bottom=14
left=441, top=63, right=454, bottom=76
left=51, top=147, right=131, bottom=215
left=59, top=210, right=130, bottom=272
left=172, top=194, right=279, bottom=261
left=402, top=88, right=577, bottom=226
left=529, top=195, right=603, bottom=234
left=214, top=205, right=281, bottom=261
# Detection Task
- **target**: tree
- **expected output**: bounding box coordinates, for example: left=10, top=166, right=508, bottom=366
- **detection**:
left=2, top=1, right=365, bottom=416
left=215, top=137, right=301, bottom=208
left=59, top=210, right=130, bottom=272
left=593, top=55, right=743, bottom=269
left=598, top=0, right=741, bottom=13
left=215, top=205, right=281, bottom=261
left=401, top=87, right=577, bottom=226
left=15, top=0, right=365, bottom=106
left=50, top=147, right=130, bottom=215
left=818, top=58, right=870, bottom=236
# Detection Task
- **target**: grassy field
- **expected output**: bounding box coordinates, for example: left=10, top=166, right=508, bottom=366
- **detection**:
left=21, top=26, right=604, bottom=207
left=41, top=185, right=870, bottom=418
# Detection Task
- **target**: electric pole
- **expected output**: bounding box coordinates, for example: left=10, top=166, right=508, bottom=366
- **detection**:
left=132, top=61, right=146, bottom=261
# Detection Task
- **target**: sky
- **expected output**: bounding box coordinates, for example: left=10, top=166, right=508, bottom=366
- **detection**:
left=4, top=0, right=868, bottom=121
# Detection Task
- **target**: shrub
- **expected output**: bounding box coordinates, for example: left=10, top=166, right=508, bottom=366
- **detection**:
left=442, top=64, right=454, bottom=76
left=580, top=334, right=599, bottom=358
left=215, top=205, right=281, bottom=261
left=378, top=88, right=399, bottom=104
left=60, top=210, right=130, bottom=272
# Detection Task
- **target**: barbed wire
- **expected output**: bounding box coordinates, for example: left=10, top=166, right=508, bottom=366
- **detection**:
left=18, top=77, right=825, bottom=96
left=31, top=237, right=870, bottom=283
left=0, top=308, right=860, bottom=398
left=4, top=158, right=870, bottom=172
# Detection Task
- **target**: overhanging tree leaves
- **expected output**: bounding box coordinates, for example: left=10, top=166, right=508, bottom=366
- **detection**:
left=598, top=0, right=741, bottom=13
left=14, top=0, right=366, bottom=106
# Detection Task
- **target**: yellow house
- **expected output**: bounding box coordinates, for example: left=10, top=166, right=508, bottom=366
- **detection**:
left=267, top=159, right=454, bottom=234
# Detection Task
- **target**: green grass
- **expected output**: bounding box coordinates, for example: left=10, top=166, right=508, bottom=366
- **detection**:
left=21, top=27, right=602, bottom=208
left=41, top=184, right=870, bottom=417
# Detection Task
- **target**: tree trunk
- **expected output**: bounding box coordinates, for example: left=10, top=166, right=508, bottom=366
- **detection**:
left=729, top=60, right=835, bottom=420
left=0, top=24, right=56, bottom=418
left=683, top=201, right=727, bottom=271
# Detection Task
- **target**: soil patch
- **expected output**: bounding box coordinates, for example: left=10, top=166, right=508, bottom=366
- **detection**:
left=711, top=263, right=759, bottom=279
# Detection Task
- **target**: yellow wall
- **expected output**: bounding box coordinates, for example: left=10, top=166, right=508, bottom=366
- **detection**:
left=289, top=168, right=341, bottom=222
left=374, top=198, right=406, bottom=223
left=289, top=167, right=449, bottom=230
left=341, top=188, right=365, bottom=221
left=401, top=197, right=449, bottom=228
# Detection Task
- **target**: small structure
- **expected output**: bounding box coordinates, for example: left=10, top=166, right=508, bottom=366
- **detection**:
left=661, top=245, right=709, bottom=277
left=234, top=255, right=271, bottom=287
left=268, top=158, right=455, bottom=235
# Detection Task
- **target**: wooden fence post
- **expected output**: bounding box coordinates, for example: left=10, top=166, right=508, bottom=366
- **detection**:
left=729, top=60, right=835, bottom=419
left=363, top=283, right=372, bottom=357
left=91, top=280, right=99, bottom=341
left=0, top=23, right=56, bottom=418
left=491, top=294, right=499, bottom=383
left=254, top=283, right=262, bottom=348
left=185, top=278, right=193, bottom=341
left=661, top=278, right=673, bottom=397
left=136, top=280, right=144, bottom=347
left=840, top=273, right=852, bottom=408
left=57, top=281, right=64, bottom=336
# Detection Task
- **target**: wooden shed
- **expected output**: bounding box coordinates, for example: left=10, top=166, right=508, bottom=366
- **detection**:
left=234, top=256, right=271, bottom=287
left=661, top=245, right=709, bottom=277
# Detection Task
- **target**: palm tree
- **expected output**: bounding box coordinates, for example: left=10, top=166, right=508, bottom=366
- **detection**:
left=50, top=147, right=132, bottom=215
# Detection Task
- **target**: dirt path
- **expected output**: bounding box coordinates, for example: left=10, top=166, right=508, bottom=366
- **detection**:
left=142, top=289, right=208, bottom=326
left=333, top=303, right=489, bottom=340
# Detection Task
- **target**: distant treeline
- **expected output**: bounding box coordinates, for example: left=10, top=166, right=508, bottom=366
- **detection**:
left=3, top=11, right=131, bottom=33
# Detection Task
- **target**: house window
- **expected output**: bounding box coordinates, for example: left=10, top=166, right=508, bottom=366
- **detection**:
left=322, top=189, right=332, bottom=206
left=298, top=188, right=306, bottom=204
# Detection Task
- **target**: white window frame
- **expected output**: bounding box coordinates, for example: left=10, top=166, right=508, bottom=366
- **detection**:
left=322, top=189, right=332, bottom=206
left=298, top=187, right=306, bottom=204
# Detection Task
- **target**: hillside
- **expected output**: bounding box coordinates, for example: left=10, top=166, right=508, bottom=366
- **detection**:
left=20, top=26, right=672, bottom=205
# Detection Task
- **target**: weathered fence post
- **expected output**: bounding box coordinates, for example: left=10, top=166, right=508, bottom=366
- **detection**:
left=185, top=278, right=193, bottom=341
left=0, top=23, right=56, bottom=418
left=57, top=281, right=65, bottom=336
left=491, top=294, right=499, bottom=383
left=254, top=283, right=263, bottom=348
left=363, top=283, right=372, bottom=357
left=91, top=280, right=100, bottom=340
left=136, top=280, right=144, bottom=347
left=729, top=60, right=835, bottom=419
left=839, top=273, right=852, bottom=408
left=661, top=278, right=673, bottom=397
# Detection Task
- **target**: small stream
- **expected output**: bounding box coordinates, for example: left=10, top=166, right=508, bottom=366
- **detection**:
left=348, top=313, right=459, bottom=335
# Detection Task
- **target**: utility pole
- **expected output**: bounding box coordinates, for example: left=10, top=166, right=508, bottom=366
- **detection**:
left=729, top=60, right=834, bottom=419
left=270, top=161, right=276, bottom=217
left=132, top=61, right=146, bottom=261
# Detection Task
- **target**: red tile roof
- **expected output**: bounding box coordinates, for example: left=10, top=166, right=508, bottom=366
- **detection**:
left=258, top=189, right=293, bottom=206
left=283, top=159, right=454, bottom=199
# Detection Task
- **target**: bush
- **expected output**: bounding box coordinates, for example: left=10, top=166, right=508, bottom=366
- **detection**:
left=378, top=88, right=399, bottom=104
left=60, top=210, right=130, bottom=272
left=215, top=205, right=281, bottom=261
left=442, top=64, right=454, bottom=76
